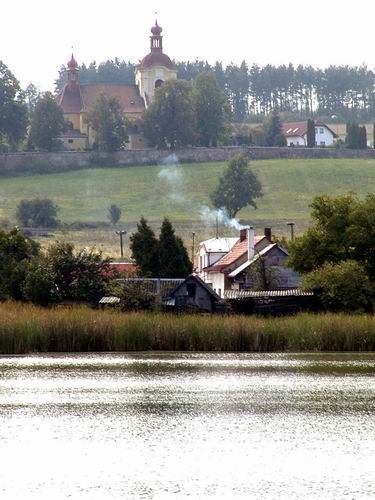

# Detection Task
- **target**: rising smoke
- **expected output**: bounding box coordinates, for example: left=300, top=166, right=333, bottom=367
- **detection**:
left=158, top=154, right=246, bottom=230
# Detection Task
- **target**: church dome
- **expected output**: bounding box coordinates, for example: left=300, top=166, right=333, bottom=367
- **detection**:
left=139, top=52, right=175, bottom=70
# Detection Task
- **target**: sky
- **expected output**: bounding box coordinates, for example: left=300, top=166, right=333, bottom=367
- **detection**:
left=1, top=0, right=375, bottom=91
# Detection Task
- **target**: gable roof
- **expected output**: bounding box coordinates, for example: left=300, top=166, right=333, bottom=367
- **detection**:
left=57, top=84, right=145, bottom=115
left=170, top=273, right=221, bottom=301
left=206, top=235, right=267, bottom=272
left=228, top=243, right=288, bottom=278
left=200, top=237, right=239, bottom=253
left=282, top=120, right=338, bottom=138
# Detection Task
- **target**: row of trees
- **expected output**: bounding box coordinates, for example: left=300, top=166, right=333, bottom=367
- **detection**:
left=55, top=60, right=375, bottom=121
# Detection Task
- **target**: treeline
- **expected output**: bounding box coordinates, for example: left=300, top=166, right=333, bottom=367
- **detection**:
left=55, top=60, right=375, bottom=122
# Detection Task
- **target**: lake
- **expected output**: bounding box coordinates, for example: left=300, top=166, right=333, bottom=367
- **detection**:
left=0, top=353, right=374, bottom=499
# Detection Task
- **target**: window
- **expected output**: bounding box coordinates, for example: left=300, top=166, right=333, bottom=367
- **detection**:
left=320, top=141, right=326, bottom=146
left=155, top=79, right=163, bottom=88
left=200, top=256, right=203, bottom=271
left=320, top=128, right=324, bottom=134
left=68, top=139, right=74, bottom=144
left=218, top=288, right=222, bottom=297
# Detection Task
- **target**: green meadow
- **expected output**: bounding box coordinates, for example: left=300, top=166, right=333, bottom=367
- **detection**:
left=1, top=158, right=375, bottom=253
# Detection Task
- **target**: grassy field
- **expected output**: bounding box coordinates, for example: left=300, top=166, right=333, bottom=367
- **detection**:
left=1, top=302, right=375, bottom=354
left=1, top=158, right=375, bottom=255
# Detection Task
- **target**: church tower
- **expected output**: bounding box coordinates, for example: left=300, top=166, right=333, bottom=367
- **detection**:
left=67, top=54, right=79, bottom=89
left=135, top=21, right=177, bottom=107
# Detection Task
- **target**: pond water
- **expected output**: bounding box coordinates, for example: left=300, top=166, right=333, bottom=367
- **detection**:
left=0, top=353, right=374, bottom=499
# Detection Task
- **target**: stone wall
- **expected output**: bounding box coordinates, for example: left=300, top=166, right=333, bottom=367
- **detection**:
left=1, top=147, right=375, bottom=176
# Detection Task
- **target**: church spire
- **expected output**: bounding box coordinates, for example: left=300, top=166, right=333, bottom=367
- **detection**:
left=150, top=20, right=163, bottom=52
left=67, top=53, right=79, bottom=89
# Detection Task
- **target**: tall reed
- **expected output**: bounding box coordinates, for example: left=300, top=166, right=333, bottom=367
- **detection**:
left=1, top=302, right=375, bottom=354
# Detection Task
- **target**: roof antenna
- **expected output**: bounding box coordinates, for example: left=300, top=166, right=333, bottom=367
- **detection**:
left=216, top=215, right=219, bottom=239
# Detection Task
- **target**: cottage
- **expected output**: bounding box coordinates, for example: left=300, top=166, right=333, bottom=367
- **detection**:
left=282, top=120, right=338, bottom=147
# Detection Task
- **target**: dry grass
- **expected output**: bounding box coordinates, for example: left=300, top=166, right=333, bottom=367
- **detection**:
left=0, top=302, right=374, bottom=354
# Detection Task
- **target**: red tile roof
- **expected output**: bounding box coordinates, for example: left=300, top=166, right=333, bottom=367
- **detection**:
left=282, top=120, right=338, bottom=138
left=207, top=235, right=266, bottom=272
left=139, top=51, right=175, bottom=70
left=57, top=86, right=83, bottom=114
left=57, top=84, right=145, bottom=115
left=108, top=262, right=139, bottom=276
left=80, top=84, right=145, bottom=114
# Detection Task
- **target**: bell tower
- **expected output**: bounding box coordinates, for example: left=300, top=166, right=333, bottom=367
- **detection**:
left=67, top=54, right=79, bottom=89
left=135, top=21, right=177, bottom=107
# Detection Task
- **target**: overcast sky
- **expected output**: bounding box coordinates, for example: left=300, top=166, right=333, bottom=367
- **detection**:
left=1, top=0, right=374, bottom=91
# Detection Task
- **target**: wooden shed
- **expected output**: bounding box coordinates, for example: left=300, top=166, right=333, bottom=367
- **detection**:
left=169, top=274, right=223, bottom=312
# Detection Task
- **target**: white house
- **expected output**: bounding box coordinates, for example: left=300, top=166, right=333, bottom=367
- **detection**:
left=198, top=237, right=238, bottom=283
left=282, top=120, right=338, bottom=147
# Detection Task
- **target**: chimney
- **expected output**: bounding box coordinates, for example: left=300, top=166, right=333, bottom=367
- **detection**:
left=264, top=227, right=272, bottom=241
left=240, top=228, right=247, bottom=242
left=248, top=226, right=255, bottom=260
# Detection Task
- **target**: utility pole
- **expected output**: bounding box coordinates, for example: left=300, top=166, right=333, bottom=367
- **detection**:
left=192, top=232, right=196, bottom=270
left=287, top=222, right=295, bottom=241
left=115, top=230, right=127, bottom=258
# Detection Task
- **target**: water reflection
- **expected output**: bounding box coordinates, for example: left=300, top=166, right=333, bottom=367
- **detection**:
left=0, top=353, right=374, bottom=499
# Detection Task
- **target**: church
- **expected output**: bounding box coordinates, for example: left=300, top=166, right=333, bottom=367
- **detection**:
left=57, top=21, right=177, bottom=150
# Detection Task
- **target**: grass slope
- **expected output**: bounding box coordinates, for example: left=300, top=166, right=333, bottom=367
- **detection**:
left=1, top=158, right=375, bottom=254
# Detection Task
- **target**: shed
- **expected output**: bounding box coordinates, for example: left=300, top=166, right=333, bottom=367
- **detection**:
left=170, top=274, right=222, bottom=312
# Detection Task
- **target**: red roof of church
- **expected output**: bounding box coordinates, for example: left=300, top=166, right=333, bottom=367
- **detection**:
left=139, top=52, right=175, bottom=70
left=57, top=84, right=145, bottom=115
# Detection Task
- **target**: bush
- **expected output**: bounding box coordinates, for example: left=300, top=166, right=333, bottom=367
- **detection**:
left=112, top=281, right=157, bottom=311
left=301, top=260, right=373, bottom=312
left=16, top=198, right=60, bottom=228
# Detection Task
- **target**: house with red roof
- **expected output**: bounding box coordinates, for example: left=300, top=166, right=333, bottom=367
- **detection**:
left=282, top=120, right=338, bottom=147
left=57, top=21, right=177, bottom=150
left=199, top=228, right=300, bottom=297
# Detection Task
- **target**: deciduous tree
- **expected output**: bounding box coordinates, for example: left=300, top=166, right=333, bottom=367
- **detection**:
left=0, top=61, right=28, bottom=150
left=142, top=80, right=196, bottom=149
left=108, top=204, right=122, bottom=225
left=194, top=73, right=228, bottom=146
left=210, top=154, right=263, bottom=219
left=16, top=199, right=60, bottom=228
left=87, top=94, right=128, bottom=151
left=29, top=92, right=66, bottom=151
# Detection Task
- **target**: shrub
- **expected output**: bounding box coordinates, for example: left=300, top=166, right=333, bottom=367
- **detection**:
left=16, top=198, right=60, bottom=228
left=301, top=260, right=373, bottom=312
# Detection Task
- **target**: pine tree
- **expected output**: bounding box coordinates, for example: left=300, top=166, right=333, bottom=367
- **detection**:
left=360, top=126, right=367, bottom=149
left=306, top=119, right=316, bottom=147
left=158, top=218, right=192, bottom=278
left=129, top=217, right=159, bottom=276
left=264, top=111, right=286, bottom=147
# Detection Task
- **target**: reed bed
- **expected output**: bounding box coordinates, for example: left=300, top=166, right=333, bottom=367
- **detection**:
left=0, top=302, right=375, bottom=354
